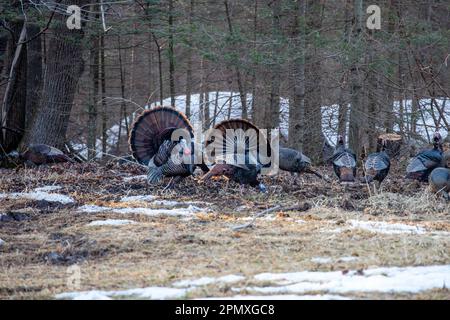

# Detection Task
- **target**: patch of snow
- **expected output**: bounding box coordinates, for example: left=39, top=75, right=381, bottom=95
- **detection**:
left=199, top=294, right=350, bottom=300
left=120, top=195, right=157, bottom=202
left=33, top=186, right=62, bottom=192
left=56, top=286, right=192, bottom=300
left=87, top=219, right=136, bottom=226
left=78, top=204, right=203, bottom=217
left=296, top=219, right=306, bottom=224
left=123, top=175, right=147, bottom=182
left=78, top=205, right=111, bottom=213
left=173, top=275, right=245, bottom=288
left=338, top=256, right=359, bottom=262
left=244, top=265, right=450, bottom=294
left=311, top=257, right=332, bottom=264
left=0, top=191, right=74, bottom=204
left=349, top=220, right=426, bottom=235
left=0, top=238, right=5, bottom=246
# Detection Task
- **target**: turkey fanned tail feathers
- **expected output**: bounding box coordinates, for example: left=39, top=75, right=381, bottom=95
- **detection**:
left=129, top=107, right=195, bottom=185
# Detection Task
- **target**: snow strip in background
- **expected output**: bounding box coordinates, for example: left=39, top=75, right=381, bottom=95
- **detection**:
left=173, top=275, right=245, bottom=288
left=56, top=286, right=192, bottom=300
left=312, top=257, right=359, bottom=264
left=0, top=239, right=5, bottom=246
left=0, top=186, right=74, bottom=204
left=78, top=204, right=203, bottom=217
left=349, top=220, right=426, bottom=235
left=120, top=195, right=209, bottom=207
left=242, top=265, right=450, bottom=294
left=72, top=94, right=450, bottom=157
left=87, top=219, right=136, bottom=226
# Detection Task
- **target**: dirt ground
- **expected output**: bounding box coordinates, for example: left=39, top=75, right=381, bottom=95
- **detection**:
left=0, top=162, right=449, bottom=300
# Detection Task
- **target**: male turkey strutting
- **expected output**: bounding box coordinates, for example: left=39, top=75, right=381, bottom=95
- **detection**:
left=332, top=135, right=357, bottom=183
left=364, top=138, right=390, bottom=186
left=129, top=106, right=204, bottom=187
left=201, top=119, right=269, bottom=192
left=278, top=147, right=325, bottom=179
left=405, top=131, right=443, bottom=182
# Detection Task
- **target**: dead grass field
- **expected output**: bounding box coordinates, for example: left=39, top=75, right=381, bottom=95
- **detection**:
left=0, top=163, right=449, bottom=300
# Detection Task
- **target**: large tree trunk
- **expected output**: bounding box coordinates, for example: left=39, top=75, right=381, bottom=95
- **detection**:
left=303, top=0, right=325, bottom=162
left=185, top=0, right=194, bottom=119
left=268, top=0, right=281, bottom=129
left=1, top=21, right=27, bottom=153
left=25, top=24, right=42, bottom=130
left=288, top=0, right=305, bottom=151
left=348, top=0, right=365, bottom=158
left=168, top=0, right=176, bottom=107
left=21, top=0, right=86, bottom=149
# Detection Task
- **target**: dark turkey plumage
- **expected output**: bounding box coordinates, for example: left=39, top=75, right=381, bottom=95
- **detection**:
left=21, top=144, right=73, bottom=165
left=429, top=167, right=450, bottom=200
left=278, top=147, right=323, bottom=179
left=406, top=132, right=443, bottom=182
left=129, top=107, right=197, bottom=185
left=201, top=119, right=269, bottom=192
left=364, top=138, right=390, bottom=184
left=332, top=136, right=357, bottom=183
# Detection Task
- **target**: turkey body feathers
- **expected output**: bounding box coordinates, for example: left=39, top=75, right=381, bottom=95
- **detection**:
left=406, top=148, right=442, bottom=181
left=364, top=151, right=390, bottom=183
left=332, top=144, right=357, bottom=182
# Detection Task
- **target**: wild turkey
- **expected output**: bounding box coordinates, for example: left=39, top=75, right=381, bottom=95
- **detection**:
left=429, top=167, right=450, bottom=200
left=406, top=131, right=443, bottom=182
left=364, top=138, right=390, bottom=185
left=332, top=135, right=357, bottom=183
left=278, top=147, right=324, bottom=179
left=19, top=144, right=73, bottom=165
left=129, top=106, right=199, bottom=186
left=200, top=119, right=269, bottom=192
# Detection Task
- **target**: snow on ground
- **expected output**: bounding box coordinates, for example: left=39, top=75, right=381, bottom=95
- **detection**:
left=0, top=186, right=74, bottom=204
left=55, top=264, right=450, bottom=299
left=56, top=286, right=192, bottom=300
left=0, top=238, right=5, bottom=246
left=119, top=195, right=209, bottom=207
left=349, top=220, right=426, bottom=235
left=120, top=195, right=157, bottom=202
left=173, top=275, right=245, bottom=288
left=122, top=175, right=147, bottom=182
left=240, top=265, right=450, bottom=295
left=311, top=257, right=333, bottom=264
left=87, top=219, right=136, bottom=227
left=77, top=204, right=204, bottom=217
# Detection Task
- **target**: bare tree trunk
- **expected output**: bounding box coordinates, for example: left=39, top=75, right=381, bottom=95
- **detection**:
left=185, top=0, right=194, bottom=118
left=304, top=0, right=325, bottom=162
left=153, top=36, right=164, bottom=105
left=168, top=0, right=176, bottom=107
left=21, top=0, right=87, bottom=149
left=1, top=21, right=27, bottom=152
left=87, top=30, right=99, bottom=160
left=288, top=0, right=305, bottom=151
left=100, top=34, right=107, bottom=156
left=348, top=0, right=364, bottom=157
left=224, top=0, right=247, bottom=119
left=267, top=0, right=281, bottom=130
left=250, top=0, right=258, bottom=121
left=25, top=24, right=42, bottom=130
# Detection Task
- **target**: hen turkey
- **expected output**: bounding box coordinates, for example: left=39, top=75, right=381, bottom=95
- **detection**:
left=364, top=138, right=390, bottom=185
left=405, top=131, right=443, bottom=182
left=332, top=135, right=357, bottom=183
